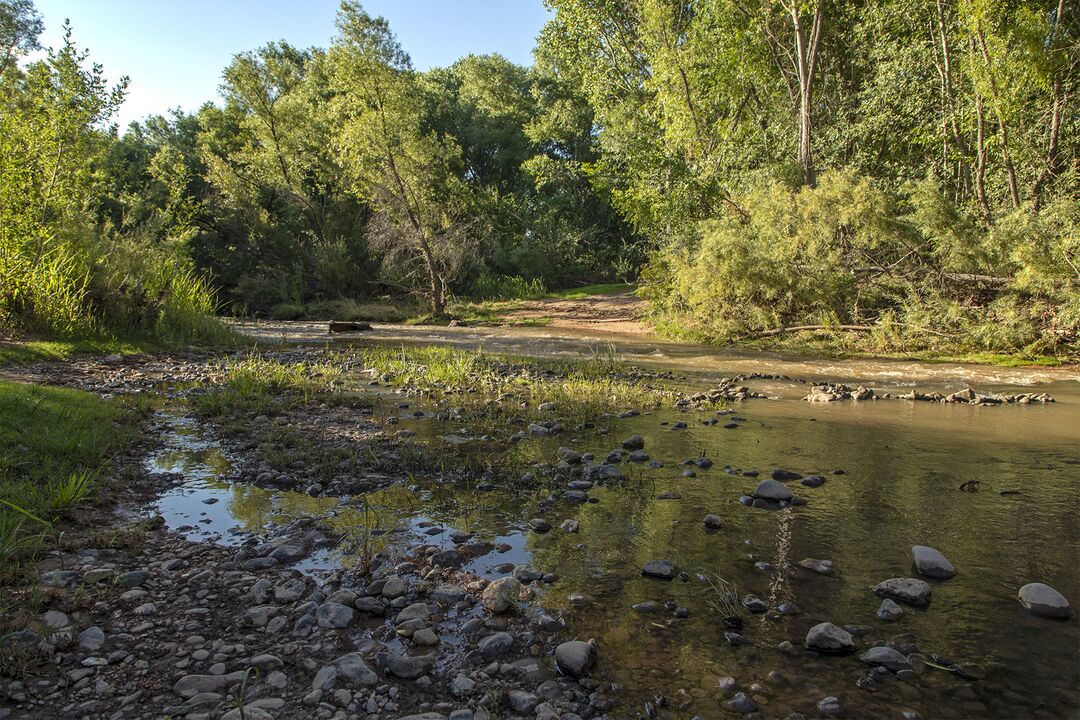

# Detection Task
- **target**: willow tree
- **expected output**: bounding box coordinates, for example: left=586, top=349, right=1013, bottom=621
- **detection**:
left=328, top=2, right=467, bottom=316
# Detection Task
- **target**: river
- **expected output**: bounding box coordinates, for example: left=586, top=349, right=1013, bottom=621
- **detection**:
left=161, top=320, right=1080, bottom=718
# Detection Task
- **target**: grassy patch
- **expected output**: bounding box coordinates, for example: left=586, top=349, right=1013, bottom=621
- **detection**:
left=0, top=338, right=147, bottom=365
left=0, top=381, right=147, bottom=576
left=0, top=326, right=243, bottom=367
left=191, top=353, right=345, bottom=420
left=362, top=344, right=675, bottom=428
left=545, top=283, right=635, bottom=299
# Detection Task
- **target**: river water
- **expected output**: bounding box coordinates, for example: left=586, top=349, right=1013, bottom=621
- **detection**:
left=155, top=321, right=1079, bottom=718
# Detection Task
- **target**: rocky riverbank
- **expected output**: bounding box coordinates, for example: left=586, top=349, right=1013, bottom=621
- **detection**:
left=1, top=344, right=1076, bottom=720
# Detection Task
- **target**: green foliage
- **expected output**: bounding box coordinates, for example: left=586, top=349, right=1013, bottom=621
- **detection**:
left=361, top=343, right=672, bottom=426
left=0, top=381, right=146, bottom=572
left=643, top=172, right=1078, bottom=358
left=0, top=17, right=227, bottom=346
left=467, top=274, right=546, bottom=301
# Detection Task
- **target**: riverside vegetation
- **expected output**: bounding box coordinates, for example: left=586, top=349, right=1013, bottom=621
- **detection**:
left=0, top=0, right=1076, bottom=361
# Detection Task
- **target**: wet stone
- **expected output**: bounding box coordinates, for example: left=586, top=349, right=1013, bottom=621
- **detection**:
left=641, top=560, right=677, bottom=580
left=878, top=599, right=904, bottom=622
left=1018, top=583, right=1071, bottom=618
left=752, top=480, right=792, bottom=502
left=805, top=623, right=854, bottom=653
left=817, top=696, right=843, bottom=717
left=874, top=578, right=932, bottom=607
left=741, top=594, right=767, bottom=613
left=554, top=640, right=596, bottom=678
left=797, top=558, right=834, bottom=575
left=860, top=646, right=911, bottom=672
left=722, top=692, right=757, bottom=714
left=911, top=545, right=956, bottom=579
left=431, top=549, right=462, bottom=567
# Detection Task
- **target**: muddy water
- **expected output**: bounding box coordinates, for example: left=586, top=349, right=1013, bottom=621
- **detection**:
left=163, top=322, right=1079, bottom=718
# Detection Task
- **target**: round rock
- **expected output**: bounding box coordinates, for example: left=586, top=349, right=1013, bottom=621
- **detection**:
left=859, top=646, right=911, bottom=672
left=554, top=640, right=596, bottom=678
left=1018, top=583, right=1071, bottom=618
left=481, top=576, right=521, bottom=614
left=911, top=545, right=956, bottom=579
left=752, top=479, right=792, bottom=502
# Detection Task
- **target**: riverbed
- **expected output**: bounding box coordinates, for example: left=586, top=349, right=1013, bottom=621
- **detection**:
left=144, top=321, right=1080, bottom=719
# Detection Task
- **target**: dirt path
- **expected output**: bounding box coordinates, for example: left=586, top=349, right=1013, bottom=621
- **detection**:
left=500, top=290, right=650, bottom=335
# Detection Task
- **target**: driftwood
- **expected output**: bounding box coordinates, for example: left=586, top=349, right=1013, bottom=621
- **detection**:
left=328, top=321, right=372, bottom=334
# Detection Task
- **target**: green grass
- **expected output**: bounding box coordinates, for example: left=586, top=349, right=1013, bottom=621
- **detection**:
left=0, top=381, right=148, bottom=575
left=0, top=338, right=146, bottom=365
left=362, top=344, right=675, bottom=428
left=544, top=282, right=635, bottom=299
left=191, top=353, right=345, bottom=419
left=0, top=325, right=244, bottom=367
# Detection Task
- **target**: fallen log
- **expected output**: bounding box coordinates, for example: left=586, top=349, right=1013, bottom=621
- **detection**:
left=328, top=320, right=372, bottom=333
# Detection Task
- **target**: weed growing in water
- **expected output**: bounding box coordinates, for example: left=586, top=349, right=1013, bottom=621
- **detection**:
left=702, top=572, right=744, bottom=629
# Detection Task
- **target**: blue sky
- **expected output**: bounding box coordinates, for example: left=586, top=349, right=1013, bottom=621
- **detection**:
left=33, top=0, right=551, bottom=129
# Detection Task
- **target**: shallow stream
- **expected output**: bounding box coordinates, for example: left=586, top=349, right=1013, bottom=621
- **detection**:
left=147, top=324, right=1079, bottom=719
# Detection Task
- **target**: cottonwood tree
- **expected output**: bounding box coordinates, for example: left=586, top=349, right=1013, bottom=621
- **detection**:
left=328, top=2, right=470, bottom=316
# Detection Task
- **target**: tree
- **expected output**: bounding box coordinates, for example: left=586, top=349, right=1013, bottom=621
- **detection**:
left=328, top=2, right=469, bottom=316
left=0, top=0, right=42, bottom=76
left=0, top=20, right=127, bottom=333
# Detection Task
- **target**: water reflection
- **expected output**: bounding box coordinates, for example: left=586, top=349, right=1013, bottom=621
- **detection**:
left=144, top=382, right=1079, bottom=718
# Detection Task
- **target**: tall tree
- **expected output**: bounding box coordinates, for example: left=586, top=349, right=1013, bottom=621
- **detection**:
left=328, top=2, right=468, bottom=315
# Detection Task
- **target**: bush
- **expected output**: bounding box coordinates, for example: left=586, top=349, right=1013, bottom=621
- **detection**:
left=642, top=171, right=1079, bottom=359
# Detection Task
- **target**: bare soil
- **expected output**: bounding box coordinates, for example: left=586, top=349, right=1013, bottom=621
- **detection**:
left=500, top=291, right=650, bottom=335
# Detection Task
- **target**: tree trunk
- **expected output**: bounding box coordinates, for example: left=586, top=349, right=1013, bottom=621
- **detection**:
left=788, top=0, right=824, bottom=187
left=417, top=234, right=445, bottom=316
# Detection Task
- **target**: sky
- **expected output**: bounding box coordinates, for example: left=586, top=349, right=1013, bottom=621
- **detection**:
left=32, top=0, right=552, bottom=129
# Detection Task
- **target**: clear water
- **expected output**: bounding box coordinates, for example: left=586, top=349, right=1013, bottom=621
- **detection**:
left=146, top=329, right=1080, bottom=719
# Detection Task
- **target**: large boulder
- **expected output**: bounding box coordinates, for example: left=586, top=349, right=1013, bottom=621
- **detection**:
left=911, top=546, right=956, bottom=579
left=752, top=480, right=793, bottom=502
left=481, top=577, right=521, bottom=613
left=1018, top=583, right=1071, bottom=618
left=554, top=640, right=596, bottom=678
left=805, top=622, right=854, bottom=653
left=873, top=578, right=932, bottom=607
